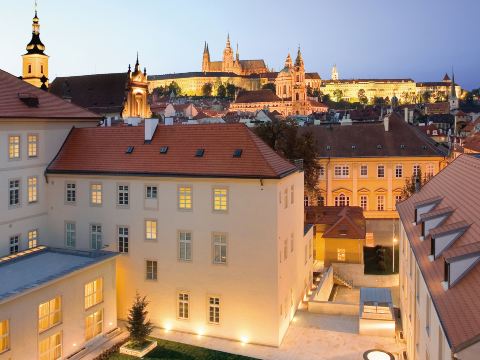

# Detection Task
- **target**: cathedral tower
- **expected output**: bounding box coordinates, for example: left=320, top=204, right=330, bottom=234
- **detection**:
left=202, top=42, right=210, bottom=72
left=22, top=6, right=49, bottom=88
left=222, top=34, right=234, bottom=72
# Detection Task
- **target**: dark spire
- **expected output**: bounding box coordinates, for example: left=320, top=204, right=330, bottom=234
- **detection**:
left=134, top=52, right=140, bottom=72
left=143, top=67, right=147, bottom=76
left=450, top=68, right=457, bottom=100
left=25, top=5, right=45, bottom=55
left=295, top=45, right=304, bottom=67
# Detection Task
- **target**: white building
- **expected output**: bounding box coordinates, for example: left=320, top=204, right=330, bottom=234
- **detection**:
left=397, top=155, right=480, bottom=360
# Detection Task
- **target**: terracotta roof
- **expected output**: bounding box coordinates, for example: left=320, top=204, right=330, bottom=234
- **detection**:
left=0, top=69, right=101, bottom=120
left=463, top=133, right=480, bottom=153
left=238, top=59, right=267, bottom=71
left=305, top=72, right=321, bottom=80
left=305, top=206, right=366, bottom=239
left=234, top=89, right=281, bottom=104
left=396, top=155, right=480, bottom=351
left=300, top=113, right=447, bottom=158
left=47, top=123, right=297, bottom=179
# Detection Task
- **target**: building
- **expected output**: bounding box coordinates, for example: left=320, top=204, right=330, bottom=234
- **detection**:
left=305, top=206, right=366, bottom=266
left=0, top=247, right=117, bottom=360
left=301, top=113, right=447, bottom=219
left=397, top=155, right=480, bottom=360
left=44, top=121, right=313, bottom=346
left=50, top=55, right=152, bottom=119
left=21, top=9, right=49, bottom=88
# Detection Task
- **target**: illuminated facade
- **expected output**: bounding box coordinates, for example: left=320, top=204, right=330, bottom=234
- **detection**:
left=122, top=55, right=152, bottom=118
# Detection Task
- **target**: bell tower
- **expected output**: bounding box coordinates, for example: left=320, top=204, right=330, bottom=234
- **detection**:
left=292, top=47, right=307, bottom=114
left=22, top=4, right=49, bottom=88
left=222, top=34, right=234, bottom=72
left=331, top=64, right=339, bottom=80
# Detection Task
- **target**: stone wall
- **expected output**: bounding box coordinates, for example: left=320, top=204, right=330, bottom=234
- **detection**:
left=332, top=263, right=399, bottom=288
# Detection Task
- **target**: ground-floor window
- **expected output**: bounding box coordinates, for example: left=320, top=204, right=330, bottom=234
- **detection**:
left=334, top=193, right=350, bottom=206
left=85, top=309, right=103, bottom=341
left=337, top=248, right=346, bottom=261
left=208, top=297, right=220, bottom=324
left=377, top=195, right=385, bottom=211
left=177, top=293, right=189, bottom=319
left=39, top=332, right=62, bottom=360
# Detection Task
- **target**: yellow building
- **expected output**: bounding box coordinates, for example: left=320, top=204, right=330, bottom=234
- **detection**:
left=301, top=113, right=447, bottom=219
left=21, top=9, right=49, bottom=88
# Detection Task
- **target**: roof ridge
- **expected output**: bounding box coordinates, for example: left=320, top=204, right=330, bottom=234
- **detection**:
left=244, top=126, right=279, bottom=177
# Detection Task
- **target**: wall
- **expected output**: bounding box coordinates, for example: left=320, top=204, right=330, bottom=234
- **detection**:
left=332, top=263, right=399, bottom=288
left=308, top=301, right=358, bottom=316
left=313, top=266, right=333, bottom=301
left=324, top=237, right=364, bottom=265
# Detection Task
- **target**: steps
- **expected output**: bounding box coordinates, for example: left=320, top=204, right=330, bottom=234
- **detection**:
left=333, top=272, right=353, bottom=289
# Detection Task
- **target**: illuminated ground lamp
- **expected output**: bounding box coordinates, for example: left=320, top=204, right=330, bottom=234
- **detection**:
left=363, top=349, right=395, bottom=360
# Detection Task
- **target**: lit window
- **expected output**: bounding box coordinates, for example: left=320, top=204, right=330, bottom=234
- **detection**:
left=28, top=134, right=38, bottom=158
left=117, top=184, right=129, bottom=206
left=177, top=293, right=189, bottom=319
left=28, top=229, right=38, bottom=248
left=84, top=278, right=103, bottom=310
left=213, top=233, right=227, bottom=264
left=426, top=164, right=434, bottom=178
left=39, top=332, right=62, bottom=360
left=334, top=193, right=350, bottom=206
left=413, top=164, right=421, bottom=178
left=9, top=179, right=20, bottom=207
left=145, top=185, right=157, bottom=199
left=65, top=183, right=76, bottom=203
left=146, top=260, right=157, bottom=280
left=90, top=183, right=102, bottom=205
left=178, top=186, right=192, bottom=210
left=334, top=165, right=349, bottom=178
left=208, top=297, right=220, bottom=324
left=178, top=231, right=192, bottom=261
left=85, top=309, right=103, bottom=341
left=118, top=226, right=129, bottom=253
left=28, top=176, right=38, bottom=203
left=65, top=222, right=76, bottom=248
left=145, top=220, right=157, bottom=240
left=8, top=135, right=20, bottom=160
left=360, top=195, right=368, bottom=211
left=90, top=224, right=102, bottom=249
left=0, top=320, right=9, bottom=353
left=377, top=195, right=385, bottom=211
left=377, top=165, right=385, bottom=178
left=213, top=188, right=228, bottom=211
left=38, top=297, right=62, bottom=333
left=9, top=235, right=19, bottom=254
left=360, top=165, right=368, bottom=177
left=395, top=164, right=403, bottom=178
left=337, top=248, right=346, bottom=261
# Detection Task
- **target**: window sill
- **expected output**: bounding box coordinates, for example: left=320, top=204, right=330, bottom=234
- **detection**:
left=39, top=321, right=62, bottom=335
left=85, top=300, right=104, bottom=312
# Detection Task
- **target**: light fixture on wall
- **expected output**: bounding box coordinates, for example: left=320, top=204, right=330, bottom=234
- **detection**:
left=363, top=350, right=395, bottom=360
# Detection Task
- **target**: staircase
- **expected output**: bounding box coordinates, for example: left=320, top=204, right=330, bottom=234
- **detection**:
left=333, top=272, right=353, bottom=289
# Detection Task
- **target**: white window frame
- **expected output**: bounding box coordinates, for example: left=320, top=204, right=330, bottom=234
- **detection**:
left=118, top=226, right=129, bottom=253
left=395, top=164, right=403, bottom=178
left=145, top=219, right=157, bottom=241
left=178, top=185, right=192, bottom=210
left=84, top=278, right=103, bottom=310
left=145, top=260, right=158, bottom=280
left=213, top=187, right=228, bottom=212
left=377, top=195, right=385, bottom=211
left=85, top=309, right=103, bottom=341
left=145, top=185, right=158, bottom=199
left=334, top=165, right=350, bottom=179
left=90, top=224, right=102, bottom=250
left=360, top=195, right=368, bottom=211
left=9, top=235, right=19, bottom=254
left=38, top=296, right=62, bottom=333
left=360, top=164, right=368, bottom=177
left=90, top=183, right=102, bottom=206
left=65, top=222, right=76, bottom=248
left=28, top=229, right=38, bottom=248
left=178, top=231, right=192, bottom=262
left=8, top=178, right=20, bottom=208
left=377, top=164, right=385, bottom=178
left=208, top=296, right=220, bottom=324
left=27, top=176, right=38, bottom=203
left=8, top=135, right=20, bottom=160
left=413, top=164, right=421, bottom=178
left=27, top=133, right=39, bottom=158
left=212, top=232, right=227, bottom=265
left=65, top=182, right=76, bottom=204
left=177, top=292, right=189, bottom=320
left=116, top=184, right=129, bottom=207
left=38, top=332, right=62, bottom=360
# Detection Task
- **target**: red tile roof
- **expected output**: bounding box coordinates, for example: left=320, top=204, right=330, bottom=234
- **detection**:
left=397, top=155, right=480, bottom=351
left=235, top=89, right=281, bottom=104
left=0, top=69, right=101, bottom=120
left=47, top=123, right=298, bottom=179
left=305, top=206, right=366, bottom=239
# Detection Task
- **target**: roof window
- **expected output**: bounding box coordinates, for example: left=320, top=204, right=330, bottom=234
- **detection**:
left=159, top=146, right=169, bottom=154
left=233, top=149, right=243, bottom=158
left=195, top=149, right=205, bottom=157
left=125, top=146, right=135, bottom=154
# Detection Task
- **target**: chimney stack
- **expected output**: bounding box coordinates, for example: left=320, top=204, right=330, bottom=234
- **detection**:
left=404, top=107, right=408, bottom=123
left=144, top=118, right=159, bottom=142
left=384, top=115, right=390, bottom=132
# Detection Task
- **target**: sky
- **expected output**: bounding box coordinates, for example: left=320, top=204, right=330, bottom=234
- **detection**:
left=2, top=0, right=479, bottom=89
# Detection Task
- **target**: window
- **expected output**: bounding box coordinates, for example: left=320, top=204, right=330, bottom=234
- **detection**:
left=66, top=183, right=76, bottom=203
left=377, top=195, right=385, bottom=211
left=178, top=231, right=192, bottom=261
left=334, top=165, right=349, bottom=178
left=39, top=332, right=62, bottom=360
left=145, top=220, right=157, bottom=240
left=178, top=186, right=192, bottom=210
left=90, top=224, right=102, bottom=249
left=65, top=222, right=76, bottom=248
left=38, top=296, right=62, bottom=332
left=28, top=134, right=38, bottom=158
left=395, top=164, right=403, bottom=178
left=377, top=165, right=385, bottom=178
left=28, top=64, right=32, bottom=74
left=8, top=135, right=20, bottom=159
left=9, top=235, right=19, bottom=254
left=334, top=193, right=350, bottom=206
left=337, top=248, right=346, bottom=261
left=426, top=163, right=434, bottom=178
left=317, top=195, right=325, bottom=206
left=360, top=165, right=368, bottom=177
left=118, top=226, right=129, bottom=253
left=28, top=229, right=38, bottom=248
left=90, top=183, right=102, bottom=205
left=304, top=195, right=309, bottom=207
left=117, top=184, right=129, bottom=206
left=146, top=186, right=157, bottom=199
left=413, top=164, right=421, bottom=178
left=85, top=309, right=103, bottom=341
left=395, top=194, right=402, bottom=203
left=28, top=176, right=38, bottom=203
left=213, top=188, right=228, bottom=211
left=290, top=185, right=294, bottom=204
left=85, top=278, right=103, bottom=309
left=360, top=195, right=368, bottom=211
left=283, top=189, right=288, bottom=209
left=177, top=293, right=189, bottom=319
left=284, top=239, right=288, bottom=261
left=213, top=233, right=227, bottom=264
left=146, top=260, right=157, bottom=280
left=0, top=320, right=9, bottom=353
left=319, top=165, right=325, bottom=177
left=208, top=297, right=220, bottom=324
left=426, top=294, right=431, bottom=336
left=9, top=179, right=20, bottom=207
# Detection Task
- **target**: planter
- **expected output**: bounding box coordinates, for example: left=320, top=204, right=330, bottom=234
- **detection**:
left=119, top=340, right=157, bottom=358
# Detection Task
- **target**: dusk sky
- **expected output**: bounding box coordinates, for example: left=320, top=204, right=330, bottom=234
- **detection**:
left=2, top=0, right=479, bottom=89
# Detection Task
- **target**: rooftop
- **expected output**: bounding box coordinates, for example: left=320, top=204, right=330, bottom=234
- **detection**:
left=0, top=247, right=117, bottom=303
left=234, top=89, right=281, bottom=104
left=305, top=206, right=366, bottom=239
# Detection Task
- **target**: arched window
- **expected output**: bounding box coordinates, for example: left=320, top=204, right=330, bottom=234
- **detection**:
left=335, top=193, right=350, bottom=207
left=296, top=93, right=300, bottom=101
left=28, top=64, right=32, bottom=74
left=296, top=75, right=300, bottom=82
left=283, top=85, right=287, bottom=95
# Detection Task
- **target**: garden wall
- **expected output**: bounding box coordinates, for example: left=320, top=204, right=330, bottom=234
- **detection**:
left=332, top=263, right=399, bottom=288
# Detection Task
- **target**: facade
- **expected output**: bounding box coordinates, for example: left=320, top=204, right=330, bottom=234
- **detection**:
left=0, top=247, right=117, bottom=360
left=397, top=155, right=480, bottom=360
left=302, top=113, right=447, bottom=219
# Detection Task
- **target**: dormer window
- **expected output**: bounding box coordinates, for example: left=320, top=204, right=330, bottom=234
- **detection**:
left=419, top=207, right=454, bottom=238
left=413, top=196, right=442, bottom=224
left=430, top=221, right=469, bottom=259
left=444, top=249, right=480, bottom=288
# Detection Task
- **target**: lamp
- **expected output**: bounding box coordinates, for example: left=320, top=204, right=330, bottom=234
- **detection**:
left=363, top=349, right=395, bottom=360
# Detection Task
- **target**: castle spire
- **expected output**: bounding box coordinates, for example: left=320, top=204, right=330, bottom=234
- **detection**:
left=284, top=53, right=293, bottom=68
left=236, top=43, right=239, bottom=62
left=226, top=33, right=231, bottom=49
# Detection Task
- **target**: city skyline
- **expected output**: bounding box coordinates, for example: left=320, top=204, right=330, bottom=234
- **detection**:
left=2, top=0, right=479, bottom=89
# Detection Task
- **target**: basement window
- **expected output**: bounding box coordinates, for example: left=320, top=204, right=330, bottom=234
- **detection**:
left=159, top=146, right=169, bottom=154
left=195, top=149, right=205, bottom=157
left=125, top=146, right=135, bottom=154
left=233, top=149, right=243, bottom=158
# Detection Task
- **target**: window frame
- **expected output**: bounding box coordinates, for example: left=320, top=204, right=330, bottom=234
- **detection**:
left=0, top=319, right=9, bottom=354
left=116, top=183, right=130, bottom=207
left=145, top=219, right=158, bottom=241
left=8, top=178, right=20, bottom=208
left=118, top=226, right=129, bottom=254
left=395, top=164, right=403, bottom=178
left=84, top=277, right=103, bottom=310
left=207, top=296, right=221, bottom=324
left=28, top=229, right=38, bottom=248
left=65, top=182, right=76, bottom=205
left=89, top=223, right=103, bottom=250
left=7, top=135, right=20, bottom=160
left=177, top=292, right=190, bottom=320
left=212, top=232, right=227, bottom=265
left=145, top=185, right=158, bottom=200
left=90, top=183, right=103, bottom=207
left=377, top=195, right=385, bottom=211
left=9, top=235, right=19, bottom=254
left=38, top=296, right=62, bottom=333
left=27, top=176, right=38, bottom=204
left=360, top=164, right=368, bottom=177
left=377, top=164, right=385, bottom=178
left=85, top=309, right=103, bottom=341
left=27, top=133, right=39, bottom=158
left=38, top=331, right=62, bottom=360
left=178, top=230, right=192, bottom=262
left=360, top=195, right=368, bottom=211
left=145, top=260, right=158, bottom=281
left=177, top=185, right=193, bottom=211
left=212, top=187, right=229, bottom=213
left=65, top=221, right=76, bottom=248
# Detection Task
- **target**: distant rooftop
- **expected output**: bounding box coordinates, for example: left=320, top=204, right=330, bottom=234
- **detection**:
left=0, top=247, right=117, bottom=303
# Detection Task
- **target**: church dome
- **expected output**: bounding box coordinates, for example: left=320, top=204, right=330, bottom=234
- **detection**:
left=25, top=11, right=46, bottom=55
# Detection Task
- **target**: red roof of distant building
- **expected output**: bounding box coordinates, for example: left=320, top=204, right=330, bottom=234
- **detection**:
left=305, top=206, right=366, bottom=239
left=47, top=123, right=298, bottom=179
left=235, top=89, right=281, bottom=103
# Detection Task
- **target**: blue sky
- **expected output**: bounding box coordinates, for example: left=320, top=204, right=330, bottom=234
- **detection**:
left=2, top=0, right=479, bottom=89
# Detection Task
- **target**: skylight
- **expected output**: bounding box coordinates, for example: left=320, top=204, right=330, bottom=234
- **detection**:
left=125, top=146, right=134, bottom=154
left=159, top=146, right=169, bottom=154
left=233, top=149, right=243, bottom=158
left=195, top=149, right=205, bottom=157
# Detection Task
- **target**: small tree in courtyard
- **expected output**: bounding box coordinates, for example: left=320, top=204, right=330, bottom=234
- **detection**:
left=126, top=292, right=153, bottom=347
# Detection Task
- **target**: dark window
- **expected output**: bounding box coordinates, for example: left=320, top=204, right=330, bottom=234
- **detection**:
left=126, top=146, right=134, bottom=154
left=159, top=146, right=168, bottom=154
left=195, top=149, right=205, bottom=157
left=233, top=149, right=243, bottom=158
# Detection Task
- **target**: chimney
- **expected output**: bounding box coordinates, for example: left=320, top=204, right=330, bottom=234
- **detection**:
left=409, top=110, right=414, bottom=124
left=404, top=107, right=408, bottom=123
left=384, top=115, right=390, bottom=132
left=106, top=117, right=112, bottom=127
left=144, top=118, right=159, bottom=142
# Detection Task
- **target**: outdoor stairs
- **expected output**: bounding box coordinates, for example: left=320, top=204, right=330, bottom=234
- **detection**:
left=333, top=272, right=354, bottom=289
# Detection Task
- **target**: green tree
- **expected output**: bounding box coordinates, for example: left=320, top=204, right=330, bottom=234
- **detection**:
left=126, top=293, right=153, bottom=347
left=226, top=83, right=236, bottom=99
left=321, top=93, right=331, bottom=103
left=306, top=85, right=313, bottom=97
left=201, top=83, right=213, bottom=97
left=262, top=83, right=276, bottom=93
left=152, top=86, right=166, bottom=98
left=312, top=88, right=320, bottom=98
left=358, top=89, right=368, bottom=105
left=372, top=96, right=385, bottom=106
left=332, top=89, right=343, bottom=102
left=401, top=168, right=432, bottom=200
left=168, top=81, right=181, bottom=96
left=421, top=91, right=432, bottom=103
left=217, top=84, right=226, bottom=98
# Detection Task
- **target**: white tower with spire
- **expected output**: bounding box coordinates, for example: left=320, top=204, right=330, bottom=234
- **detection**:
left=331, top=64, right=339, bottom=80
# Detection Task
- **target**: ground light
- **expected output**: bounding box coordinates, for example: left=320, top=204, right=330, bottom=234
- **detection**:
left=363, top=349, right=395, bottom=360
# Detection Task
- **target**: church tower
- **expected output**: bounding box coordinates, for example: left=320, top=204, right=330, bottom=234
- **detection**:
left=449, top=70, right=459, bottom=111
left=202, top=42, right=210, bottom=73
left=292, top=47, right=307, bottom=114
left=22, top=6, right=49, bottom=88
left=222, top=34, right=234, bottom=72
left=331, top=64, right=339, bottom=80
left=122, top=54, right=152, bottom=119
